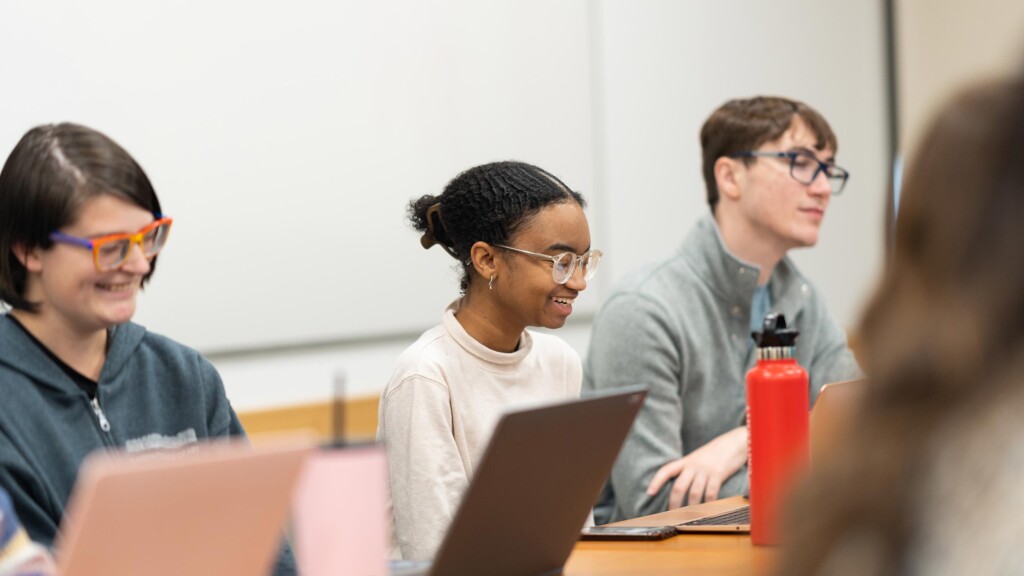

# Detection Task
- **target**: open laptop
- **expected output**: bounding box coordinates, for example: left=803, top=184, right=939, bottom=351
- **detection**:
left=394, top=386, right=647, bottom=576
left=609, top=378, right=865, bottom=534
left=55, top=437, right=313, bottom=576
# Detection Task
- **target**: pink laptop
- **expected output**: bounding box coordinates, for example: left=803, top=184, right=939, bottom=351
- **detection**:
left=55, top=438, right=313, bottom=576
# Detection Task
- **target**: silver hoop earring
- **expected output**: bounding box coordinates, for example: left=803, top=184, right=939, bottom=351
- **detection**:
left=489, top=275, right=495, bottom=290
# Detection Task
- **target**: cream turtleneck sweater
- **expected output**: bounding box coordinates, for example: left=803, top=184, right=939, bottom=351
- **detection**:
left=378, top=300, right=582, bottom=561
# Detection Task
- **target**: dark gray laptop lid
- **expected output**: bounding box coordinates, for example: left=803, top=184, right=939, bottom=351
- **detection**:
left=428, top=386, right=647, bottom=576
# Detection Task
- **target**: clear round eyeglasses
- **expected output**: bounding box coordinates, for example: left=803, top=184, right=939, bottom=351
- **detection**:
left=49, top=217, right=173, bottom=272
left=494, top=244, right=602, bottom=285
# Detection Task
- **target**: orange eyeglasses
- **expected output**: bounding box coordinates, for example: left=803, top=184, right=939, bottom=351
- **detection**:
left=49, top=217, right=173, bottom=272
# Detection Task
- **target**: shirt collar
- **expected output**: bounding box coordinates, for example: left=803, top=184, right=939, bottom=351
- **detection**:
left=683, top=214, right=811, bottom=320
left=441, top=299, right=533, bottom=366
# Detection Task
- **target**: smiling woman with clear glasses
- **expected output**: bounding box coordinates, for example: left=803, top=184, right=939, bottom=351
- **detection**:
left=379, top=161, right=598, bottom=561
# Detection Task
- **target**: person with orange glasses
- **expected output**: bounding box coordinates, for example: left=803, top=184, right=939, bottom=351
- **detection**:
left=0, top=124, right=296, bottom=574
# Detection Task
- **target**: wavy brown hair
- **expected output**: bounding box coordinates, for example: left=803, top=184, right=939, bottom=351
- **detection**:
left=778, top=75, right=1024, bottom=575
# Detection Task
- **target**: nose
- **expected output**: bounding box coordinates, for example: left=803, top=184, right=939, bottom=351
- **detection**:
left=808, top=167, right=833, bottom=198
left=564, top=260, right=588, bottom=291
left=119, top=241, right=152, bottom=275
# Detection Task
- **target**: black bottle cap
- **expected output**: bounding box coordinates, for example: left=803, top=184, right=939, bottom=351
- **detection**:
left=751, top=312, right=800, bottom=348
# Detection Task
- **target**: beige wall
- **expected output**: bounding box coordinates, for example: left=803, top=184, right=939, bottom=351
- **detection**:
left=897, top=0, right=1024, bottom=157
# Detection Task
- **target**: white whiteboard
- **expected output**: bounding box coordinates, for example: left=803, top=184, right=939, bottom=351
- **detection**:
left=3, top=0, right=889, bottom=358
left=0, top=0, right=595, bottom=353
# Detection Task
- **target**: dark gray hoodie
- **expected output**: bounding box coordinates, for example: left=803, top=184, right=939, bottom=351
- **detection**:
left=0, top=314, right=297, bottom=574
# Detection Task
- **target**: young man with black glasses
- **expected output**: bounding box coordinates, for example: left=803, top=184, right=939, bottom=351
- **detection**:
left=584, top=96, right=861, bottom=523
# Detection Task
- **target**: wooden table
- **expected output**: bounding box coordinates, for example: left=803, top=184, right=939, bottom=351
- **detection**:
left=563, top=497, right=776, bottom=576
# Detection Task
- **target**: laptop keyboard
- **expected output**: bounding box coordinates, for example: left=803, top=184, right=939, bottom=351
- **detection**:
left=679, top=505, right=750, bottom=526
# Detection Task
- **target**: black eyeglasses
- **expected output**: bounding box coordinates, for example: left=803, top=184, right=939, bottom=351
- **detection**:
left=730, top=150, right=849, bottom=195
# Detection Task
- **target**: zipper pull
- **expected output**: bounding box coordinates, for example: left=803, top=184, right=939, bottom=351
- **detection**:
left=91, top=398, right=112, bottom=432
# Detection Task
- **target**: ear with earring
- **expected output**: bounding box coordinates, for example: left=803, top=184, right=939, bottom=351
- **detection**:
left=469, top=241, right=498, bottom=292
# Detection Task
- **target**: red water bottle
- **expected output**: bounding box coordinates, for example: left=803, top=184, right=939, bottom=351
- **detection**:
left=746, top=312, right=809, bottom=546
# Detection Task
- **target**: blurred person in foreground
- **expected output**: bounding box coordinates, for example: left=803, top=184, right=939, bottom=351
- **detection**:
left=779, top=74, right=1024, bottom=575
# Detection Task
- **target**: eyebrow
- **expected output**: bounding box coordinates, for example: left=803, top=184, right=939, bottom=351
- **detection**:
left=545, top=242, right=592, bottom=253
left=81, top=229, right=135, bottom=240
left=789, top=146, right=835, bottom=164
left=79, top=221, right=157, bottom=240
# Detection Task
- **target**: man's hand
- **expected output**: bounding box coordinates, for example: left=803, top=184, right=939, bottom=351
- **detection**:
left=646, top=426, right=748, bottom=509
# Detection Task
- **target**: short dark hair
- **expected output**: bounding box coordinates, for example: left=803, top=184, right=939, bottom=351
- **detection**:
left=700, top=96, right=837, bottom=212
left=0, top=123, right=163, bottom=311
left=408, top=161, right=585, bottom=293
